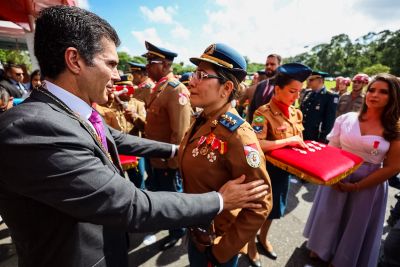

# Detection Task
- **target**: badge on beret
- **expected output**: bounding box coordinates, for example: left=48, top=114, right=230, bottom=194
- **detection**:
left=253, top=125, right=263, bottom=133
left=253, top=115, right=265, bottom=124
left=244, top=144, right=261, bottom=168
left=179, top=93, right=189, bottom=106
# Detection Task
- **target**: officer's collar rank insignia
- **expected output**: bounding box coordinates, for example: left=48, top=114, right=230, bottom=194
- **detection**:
left=243, top=144, right=261, bottom=168
left=219, top=112, right=244, bottom=132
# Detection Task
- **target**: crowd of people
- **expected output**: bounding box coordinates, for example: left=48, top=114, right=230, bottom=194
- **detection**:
left=0, top=5, right=399, bottom=267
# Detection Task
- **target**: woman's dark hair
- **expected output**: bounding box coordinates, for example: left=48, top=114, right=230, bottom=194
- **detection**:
left=30, top=69, right=41, bottom=81
left=359, top=73, right=400, bottom=141
left=34, top=5, right=120, bottom=79
left=274, top=72, right=297, bottom=88
left=214, top=67, right=241, bottom=102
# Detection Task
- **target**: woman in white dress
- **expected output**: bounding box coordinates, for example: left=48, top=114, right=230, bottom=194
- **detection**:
left=304, top=73, right=400, bottom=267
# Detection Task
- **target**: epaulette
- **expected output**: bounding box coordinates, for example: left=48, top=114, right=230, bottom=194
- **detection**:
left=167, top=80, right=180, bottom=88
left=219, top=112, right=245, bottom=132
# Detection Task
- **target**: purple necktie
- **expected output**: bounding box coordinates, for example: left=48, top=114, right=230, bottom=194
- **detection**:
left=88, top=110, right=108, bottom=151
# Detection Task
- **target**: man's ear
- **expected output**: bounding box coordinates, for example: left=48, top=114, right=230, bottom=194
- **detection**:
left=64, top=47, right=82, bottom=75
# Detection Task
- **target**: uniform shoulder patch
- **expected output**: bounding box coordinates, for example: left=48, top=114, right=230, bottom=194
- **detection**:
left=167, top=80, right=180, bottom=88
left=219, top=112, right=244, bottom=132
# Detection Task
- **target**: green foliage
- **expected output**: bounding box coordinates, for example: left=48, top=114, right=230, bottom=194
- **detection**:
left=0, top=49, right=32, bottom=71
left=172, top=62, right=196, bottom=75
left=362, top=64, right=391, bottom=76
left=286, top=30, right=400, bottom=77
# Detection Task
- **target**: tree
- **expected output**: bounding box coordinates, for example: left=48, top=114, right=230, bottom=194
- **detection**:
left=117, top=51, right=133, bottom=73
left=362, top=64, right=390, bottom=76
left=0, top=49, right=32, bottom=71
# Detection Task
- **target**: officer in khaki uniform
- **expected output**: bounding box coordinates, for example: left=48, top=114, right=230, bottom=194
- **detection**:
left=143, top=41, right=192, bottom=249
left=179, top=43, right=272, bottom=267
left=336, top=73, right=369, bottom=118
left=128, top=62, right=154, bottom=107
left=249, top=63, right=312, bottom=262
left=95, top=81, right=147, bottom=189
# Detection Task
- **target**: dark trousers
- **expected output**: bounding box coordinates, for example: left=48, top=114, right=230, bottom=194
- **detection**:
left=188, top=240, right=238, bottom=267
left=127, top=157, right=146, bottom=189
left=146, top=167, right=184, bottom=238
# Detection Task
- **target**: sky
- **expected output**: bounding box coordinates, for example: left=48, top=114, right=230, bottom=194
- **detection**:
left=77, top=0, right=400, bottom=65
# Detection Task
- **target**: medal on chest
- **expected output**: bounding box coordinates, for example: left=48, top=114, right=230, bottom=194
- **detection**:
left=191, top=132, right=227, bottom=163
left=370, top=140, right=380, bottom=156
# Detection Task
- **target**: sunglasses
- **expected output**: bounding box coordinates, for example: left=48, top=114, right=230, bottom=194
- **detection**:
left=15, top=73, right=24, bottom=76
left=192, top=70, right=224, bottom=82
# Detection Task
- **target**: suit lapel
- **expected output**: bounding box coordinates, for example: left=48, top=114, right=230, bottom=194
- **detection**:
left=32, top=88, right=122, bottom=173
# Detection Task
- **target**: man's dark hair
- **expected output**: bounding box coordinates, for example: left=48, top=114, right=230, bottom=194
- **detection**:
left=267, top=54, right=282, bottom=64
left=34, top=5, right=120, bottom=79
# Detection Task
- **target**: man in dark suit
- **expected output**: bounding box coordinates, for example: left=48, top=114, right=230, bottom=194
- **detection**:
left=0, top=6, right=268, bottom=267
left=0, top=64, right=28, bottom=98
left=247, top=54, right=281, bottom=123
left=300, top=71, right=339, bottom=143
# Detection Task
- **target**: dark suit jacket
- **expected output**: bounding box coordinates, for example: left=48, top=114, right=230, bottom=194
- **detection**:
left=247, top=78, right=275, bottom=123
left=0, top=78, right=23, bottom=98
left=0, top=89, right=220, bottom=267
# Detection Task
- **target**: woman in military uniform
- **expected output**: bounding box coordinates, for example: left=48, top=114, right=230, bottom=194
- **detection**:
left=179, top=43, right=272, bottom=267
left=248, top=63, right=312, bottom=263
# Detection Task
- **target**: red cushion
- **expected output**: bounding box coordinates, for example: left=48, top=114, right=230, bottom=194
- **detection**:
left=118, top=155, right=138, bottom=171
left=266, top=141, right=363, bottom=185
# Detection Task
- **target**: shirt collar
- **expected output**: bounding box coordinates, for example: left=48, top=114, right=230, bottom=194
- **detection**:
left=44, top=80, right=93, bottom=120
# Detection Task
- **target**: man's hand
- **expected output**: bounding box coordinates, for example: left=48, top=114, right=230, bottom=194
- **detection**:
left=124, top=108, right=137, bottom=122
left=219, top=175, right=269, bottom=210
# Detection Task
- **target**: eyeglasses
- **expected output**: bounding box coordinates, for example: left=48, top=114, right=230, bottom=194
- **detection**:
left=192, top=70, right=224, bottom=82
left=147, top=60, right=163, bottom=65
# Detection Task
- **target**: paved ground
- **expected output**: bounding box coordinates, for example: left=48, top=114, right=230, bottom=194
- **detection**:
left=0, top=180, right=398, bottom=267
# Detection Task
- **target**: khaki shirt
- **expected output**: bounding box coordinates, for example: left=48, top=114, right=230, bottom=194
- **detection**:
left=252, top=101, right=304, bottom=141
left=132, top=78, right=154, bottom=107
left=336, top=92, right=364, bottom=118
left=96, top=98, right=146, bottom=136
left=145, top=77, right=191, bottom=169
left=179, top=105, right=272, bottom=263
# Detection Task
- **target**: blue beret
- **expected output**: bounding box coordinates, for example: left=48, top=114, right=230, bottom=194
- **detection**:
left=310, top=70, right=329, bottom=78
left=190, top=43, right=247, bottom=82
left=128, top=62, right=146, bottom=71
left=144, top=41, right=177, bottom=61
left=277, top=63, right=312, bottom=82
left=179, top=72, right=192, bottom=85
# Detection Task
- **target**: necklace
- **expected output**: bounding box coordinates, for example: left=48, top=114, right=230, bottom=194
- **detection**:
left=36, top=86, right=114, bottom=164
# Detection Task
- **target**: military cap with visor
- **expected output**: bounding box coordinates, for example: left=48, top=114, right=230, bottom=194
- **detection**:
left=190, top=43, right=247, bottom=82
